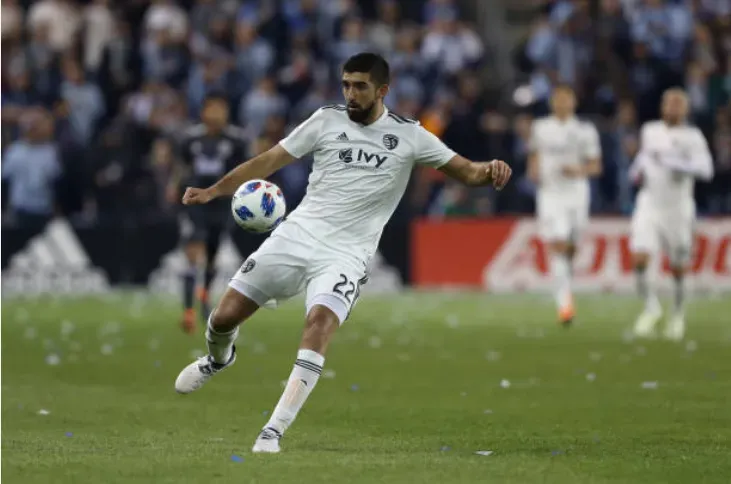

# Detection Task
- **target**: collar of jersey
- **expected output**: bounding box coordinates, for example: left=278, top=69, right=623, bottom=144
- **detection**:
left=350, top=106, right=390, bottom=128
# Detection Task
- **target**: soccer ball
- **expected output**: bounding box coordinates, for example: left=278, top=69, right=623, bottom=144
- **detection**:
left=231, top=179, right=286, bottom=233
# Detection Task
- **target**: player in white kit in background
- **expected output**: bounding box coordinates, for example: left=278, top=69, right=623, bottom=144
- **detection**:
left=172, top=53, right=513, bottom=453
left=528, top=85, right=602, bottom=326
left=629, top=88, right=714, bottom=341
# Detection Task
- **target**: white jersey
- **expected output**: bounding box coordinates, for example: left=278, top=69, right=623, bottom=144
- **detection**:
left=277, top=105, right=455, bottom=261
left=630, top=120, right=714, bottom=212
left=529, top=115, right=601, bottom=202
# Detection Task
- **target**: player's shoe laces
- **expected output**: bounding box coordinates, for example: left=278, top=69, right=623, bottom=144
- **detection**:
left=633, top=305, right=662, bottom=338
left=174, top=346, right=236, bottom=394
left=663, top=315, right=685, bottom=342
left=252, top=427, right=282, bottom=454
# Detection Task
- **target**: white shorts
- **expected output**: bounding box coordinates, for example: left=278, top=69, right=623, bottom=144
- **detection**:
left=228, top=222, right=368, bottom=324
left=537, top=194, right=589, bottom=243
left=630, top=196, right=695, bottom=266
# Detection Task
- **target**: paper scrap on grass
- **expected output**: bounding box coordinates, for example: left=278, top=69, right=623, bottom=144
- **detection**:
left=45, top=353, right=61, bottom=366
left=475, top=450, right=493, bottom=456
left=641, top=381, right=659, bottom=389
left=500, top=379, right=511, bottom=389
left=38, top=409, right=50, bottom=416
left=586, top=373, right=596, bottom=382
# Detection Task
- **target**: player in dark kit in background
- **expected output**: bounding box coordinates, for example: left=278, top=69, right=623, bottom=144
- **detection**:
left=172, top=94, right=247, bottom=333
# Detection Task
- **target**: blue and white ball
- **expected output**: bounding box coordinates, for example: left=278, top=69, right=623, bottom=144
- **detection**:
left=231, top=179, right=286, bottom=233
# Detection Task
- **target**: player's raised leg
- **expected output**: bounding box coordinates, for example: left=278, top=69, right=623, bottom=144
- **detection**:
left=175, top=287, right=259, bottom=393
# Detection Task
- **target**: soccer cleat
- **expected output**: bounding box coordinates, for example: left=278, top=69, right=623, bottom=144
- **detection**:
left=181, top=308, right=196, bottom=334
left=252, top=427, right=282, bottom=454
left=558, top=296, right=575, bottom=327
left=663, top=315, right=685, bottom=342
left=174, top=346, right=236, bottom=394
left=633, top=306, right=662, bottom=338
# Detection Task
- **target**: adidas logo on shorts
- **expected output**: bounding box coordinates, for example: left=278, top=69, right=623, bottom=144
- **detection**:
left=336, top=132, right=349, bottom=141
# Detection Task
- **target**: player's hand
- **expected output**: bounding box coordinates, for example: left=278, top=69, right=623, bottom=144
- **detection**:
left=561, top=164, right=585, bottom=178
left=182, top=187, right=216, bottom=205
left=486, top=159, right=512, bottom=190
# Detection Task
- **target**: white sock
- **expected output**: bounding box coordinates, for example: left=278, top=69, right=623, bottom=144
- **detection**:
left=264, top=349, right=324, bottom=435
left=550, top=252, right=572, bottom=308
left=205, top=315, right=238, bottom=364
left=635, top=266, right=660, bottom=313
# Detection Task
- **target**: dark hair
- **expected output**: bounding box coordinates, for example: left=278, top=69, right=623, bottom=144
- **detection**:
left=343, top=53, right=390, bottom=86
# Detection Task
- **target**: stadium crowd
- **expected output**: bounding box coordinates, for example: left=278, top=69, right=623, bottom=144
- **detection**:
left=1, top=0, right=729, bottom=230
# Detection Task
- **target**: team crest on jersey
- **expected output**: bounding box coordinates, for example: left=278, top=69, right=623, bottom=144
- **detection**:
left=338, top=148, right=353, bottom=163
left=241, top=258, right=256, bottom=274
left=383, top=134, right=399, bottom=150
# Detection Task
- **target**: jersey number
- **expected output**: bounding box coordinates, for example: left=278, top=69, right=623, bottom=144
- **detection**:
left=332, top=274, right=359, bottom=303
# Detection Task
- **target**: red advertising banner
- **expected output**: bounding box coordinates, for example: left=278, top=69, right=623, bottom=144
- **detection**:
left=411, top=218, right=731, bottom=293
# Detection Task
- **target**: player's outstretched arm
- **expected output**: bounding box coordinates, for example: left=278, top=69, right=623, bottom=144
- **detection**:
left=439, top=155, right=512, bottom=190
left=182, top=145, right=295, bottom=205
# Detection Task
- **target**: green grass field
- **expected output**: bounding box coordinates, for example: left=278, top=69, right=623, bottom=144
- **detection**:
left=2, top=292, right=731, bottom=483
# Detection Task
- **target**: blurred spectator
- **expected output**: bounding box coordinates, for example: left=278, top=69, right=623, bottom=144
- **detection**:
left=239, top=76, right=289, bottom=137
left=58, top=57, right=105, bottom=146
left=367, top=0, right=401, bottom=54
left=421, top=17, right=484, bottom=76
left=2, top=109, right=62, bottom=228
left=83, top=0, right=115, bottom=74
left=144, top=0, right=188, bottom=43
left=332, top=17, right=372, bottom=69
left=27, top=0, right=81, bottom=53
left=1, top=0, right=23, bottom=41
left=233, top=20, right=275, bottom=97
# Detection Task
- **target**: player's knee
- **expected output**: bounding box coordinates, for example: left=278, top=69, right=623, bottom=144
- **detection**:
left=302, top=306, right=339, bottom=352
left=209, top=292, right=257, bottom=332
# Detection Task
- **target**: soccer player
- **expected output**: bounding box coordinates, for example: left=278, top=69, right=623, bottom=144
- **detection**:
left=173, top=53, right=512, bottom=453
left=172, top=94, right=247, bottom=333
left=527, top=85, right=602, bottom=325
left=629, top=88, right=714, bottom=341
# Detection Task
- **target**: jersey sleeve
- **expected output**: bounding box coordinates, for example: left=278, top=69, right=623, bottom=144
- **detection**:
left=412, top=125, right=456, bottom=168
left=581, top=123, right=601, bottom=160
left=279, top=108, right=325, bottom=158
